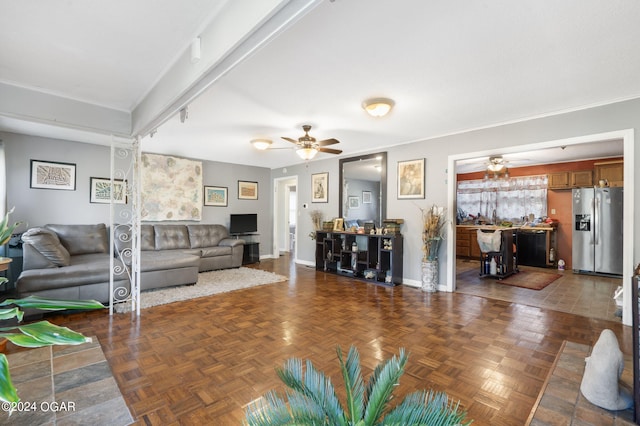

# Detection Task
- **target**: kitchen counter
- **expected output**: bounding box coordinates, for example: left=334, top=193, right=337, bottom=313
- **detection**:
left=456, top=224, right=558, bottom=267
left=457, top=224, right=557, bottom=231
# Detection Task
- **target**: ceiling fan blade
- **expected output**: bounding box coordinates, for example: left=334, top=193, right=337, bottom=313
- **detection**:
left=281, top=137, right=299, bottom=144
left=317, top=138, right=339, bottom=146
left=319, top=147, right=342, bottom=155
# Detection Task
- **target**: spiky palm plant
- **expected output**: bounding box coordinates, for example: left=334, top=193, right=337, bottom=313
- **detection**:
left=245, top=346, right=471, bottom=425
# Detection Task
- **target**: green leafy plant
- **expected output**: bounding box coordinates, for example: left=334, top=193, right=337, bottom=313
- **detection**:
left=245, top=346, right=471, bottom=425
left=0, top=208, right=21, bottom=249
left=0, top=296, right=105, bottom=406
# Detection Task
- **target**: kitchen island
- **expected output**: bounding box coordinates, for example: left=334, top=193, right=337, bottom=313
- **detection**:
left=456, top=224, right=558, bottom=268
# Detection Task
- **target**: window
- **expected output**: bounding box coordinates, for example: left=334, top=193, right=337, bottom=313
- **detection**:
left=457, top=175, right=548, bottom=222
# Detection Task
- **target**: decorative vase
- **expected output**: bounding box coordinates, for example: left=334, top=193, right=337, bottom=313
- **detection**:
left=421, top=260, right=438, bottom=292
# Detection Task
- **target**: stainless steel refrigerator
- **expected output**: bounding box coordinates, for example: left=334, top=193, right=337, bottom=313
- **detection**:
left=572, top=187, right=623, bottom=275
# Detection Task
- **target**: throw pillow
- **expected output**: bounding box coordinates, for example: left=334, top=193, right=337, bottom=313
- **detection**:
left=580, top=329, right=633, bottom=410
left=21, top=227, right=71, bottom=267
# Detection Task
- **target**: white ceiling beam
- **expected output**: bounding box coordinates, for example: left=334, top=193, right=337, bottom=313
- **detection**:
left=131, top=0, right=322, bottom=138
left=0, top=82, right=131, bottom=137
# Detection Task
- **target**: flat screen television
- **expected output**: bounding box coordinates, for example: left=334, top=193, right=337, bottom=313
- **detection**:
left=230, top=213, right=257, bottom=235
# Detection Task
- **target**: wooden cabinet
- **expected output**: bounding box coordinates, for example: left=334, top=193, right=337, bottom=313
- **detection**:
left=548, top=170, right=593, bottom=189
left=456, top=227, right=471, bottom=257
left=456, top=227, right=483, bottom=258
left=315, top=231, right=403, bottom=286
left=594, top=160, right=623, bottom=187
left=548, top=172, right=570, bottom=189
left=470, top=231, right=482, bottom=258
left=571, top=170, right=593, bottom=187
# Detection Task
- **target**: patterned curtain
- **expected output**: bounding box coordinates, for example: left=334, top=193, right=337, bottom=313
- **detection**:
left=457, top=175, right=548, bottom=221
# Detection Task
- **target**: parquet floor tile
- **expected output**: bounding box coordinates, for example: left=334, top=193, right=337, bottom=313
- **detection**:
left=22, top=255, right=628, bottom=426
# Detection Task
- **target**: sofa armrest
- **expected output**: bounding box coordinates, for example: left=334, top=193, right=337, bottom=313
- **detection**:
left=22, top=243, right=59, bottom=270
left=218, top=238, right=244, bottom=248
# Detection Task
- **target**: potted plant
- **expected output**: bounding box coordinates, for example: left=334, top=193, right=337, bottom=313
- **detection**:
left=0, top=207, right=21, bottom=256
left=420, top=205, right=446, bottom=292
left=0, top=208, right=104, bottom=407
left=0, top=296, right=105, bottom=406
left=245, top=345, right=470, bottom=425
left=308, top=210, right=323, bottom=240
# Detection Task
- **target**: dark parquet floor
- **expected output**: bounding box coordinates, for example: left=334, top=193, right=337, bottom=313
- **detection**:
left=31, top=255, right=629, bottom=425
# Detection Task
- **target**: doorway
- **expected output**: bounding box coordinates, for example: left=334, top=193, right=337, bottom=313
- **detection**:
left=274, top=176, right=298, bottom=259
left=446, top=130, right=634, bottom=325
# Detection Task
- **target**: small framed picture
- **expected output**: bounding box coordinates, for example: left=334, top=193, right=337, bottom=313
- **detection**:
left=90, top=177, right=127, bottom=204
left=204, top=186, right=228, bottom=206
left=30, top=159, right=76, bottom=191
left=311, top=172, right=329, bottom=203
left=333, top=218, right=344, bottom=232
left=397, top=158, right=425, bottom=199
left=348, top=196, right=360, bottom=209
left=362, top=191, right=372, bottom=204
left=238, top=180, right=258, bottom=200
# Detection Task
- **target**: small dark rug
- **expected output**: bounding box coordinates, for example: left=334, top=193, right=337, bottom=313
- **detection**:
left=457, top=268, right=561, bottom=291
left=497, top=270, right=561, bottom=290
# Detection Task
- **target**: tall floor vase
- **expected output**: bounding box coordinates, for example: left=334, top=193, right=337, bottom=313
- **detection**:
left=421, top=260, right=438, bottom=292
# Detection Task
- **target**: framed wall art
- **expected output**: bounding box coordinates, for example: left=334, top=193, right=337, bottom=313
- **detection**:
left=362, top=191, right=372, bottom=204
left=204, top=186, right=228, bottom=206
left=311, top=172, right=329, bottom=203
left=238, top=180, right=258, bottom=200
left=397, top=158, right=425, bottom=199
left=30, top=159, right=76, bottom=191
left=140, top=153, right=203, bottom=221
left=90, top=177, right=127, bottom=204
left=348, top=196, right=360, bottom=209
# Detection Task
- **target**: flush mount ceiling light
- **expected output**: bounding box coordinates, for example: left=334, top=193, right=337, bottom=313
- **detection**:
left=250, top=139, right=272, bottom=150
left=362, top=97, right=395, bottom=117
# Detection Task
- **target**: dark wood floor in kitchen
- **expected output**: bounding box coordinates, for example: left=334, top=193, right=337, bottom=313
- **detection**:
left=39, top=255, right=628, bottom=425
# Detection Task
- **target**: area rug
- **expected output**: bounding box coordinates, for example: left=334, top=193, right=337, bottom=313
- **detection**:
left=497, top=270, right=561, bottom=290
left=116, top=267, right=287, bottom=311
left=456, top=268, right=561, bottom=290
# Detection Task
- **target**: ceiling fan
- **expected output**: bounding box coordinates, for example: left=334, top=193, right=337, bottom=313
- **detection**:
left=282, top=125, right=343, bottom=160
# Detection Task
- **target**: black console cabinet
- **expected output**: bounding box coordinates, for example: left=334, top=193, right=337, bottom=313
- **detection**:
left=243, top=242, right=260, bottom=265
left=233, top=234, right=260, bottom=265
left=315, top=231, right=403, bottom=286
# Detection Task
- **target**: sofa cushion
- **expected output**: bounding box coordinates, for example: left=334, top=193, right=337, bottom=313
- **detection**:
left=113, top=224, right=155, bottom=253
left=154, top=225, right=191, bottom=250
left=17, top=253, right=122, bottom=292
left=138, top=251, right=200, bottom=273
left=187, top=224, right=228, bottom=249
left=46, top=223, right=109, bottom=255
left=21, top=227, right=71, bottom=267
left=201, top=246, right=232, bottom=258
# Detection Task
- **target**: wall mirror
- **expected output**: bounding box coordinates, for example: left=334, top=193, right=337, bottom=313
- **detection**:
left=339, top=152, right=387, bottom=228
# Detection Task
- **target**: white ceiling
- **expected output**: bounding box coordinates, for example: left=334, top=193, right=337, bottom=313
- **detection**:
left=0, top=0, right=635, bottom=171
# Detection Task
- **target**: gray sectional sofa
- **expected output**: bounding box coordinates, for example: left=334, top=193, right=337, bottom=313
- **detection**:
left=16, top=223, right=244, bottom=303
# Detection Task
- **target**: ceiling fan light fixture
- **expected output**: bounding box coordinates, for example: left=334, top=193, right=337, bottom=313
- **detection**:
left=487, top=156, right=505, bottom=172
left=251, top=139, right=272, bottom=150
left=362, top=97, right=394, bottom=117
left=296, top=147, right=318, bottom=160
